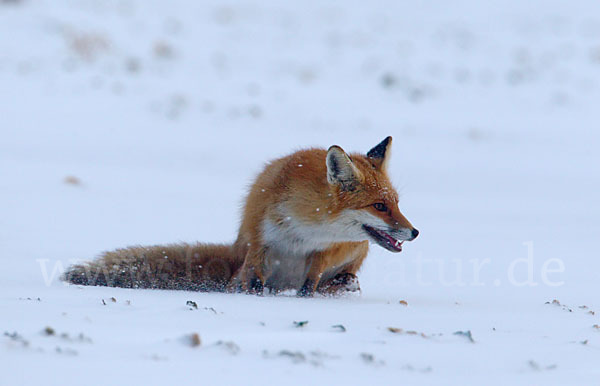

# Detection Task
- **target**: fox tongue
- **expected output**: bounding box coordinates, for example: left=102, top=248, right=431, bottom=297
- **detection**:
left=381, top=231, right=403, bottom=251
left=363, top=225, right=404, bottom=253
left=374, top=226, right=403, bottom=251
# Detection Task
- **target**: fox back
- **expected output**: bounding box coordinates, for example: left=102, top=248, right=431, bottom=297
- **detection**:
left=64, top=136, right=418, bottom=296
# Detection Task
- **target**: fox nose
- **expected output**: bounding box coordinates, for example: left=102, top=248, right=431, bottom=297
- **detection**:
left=410, top=228, right=419, bottom=240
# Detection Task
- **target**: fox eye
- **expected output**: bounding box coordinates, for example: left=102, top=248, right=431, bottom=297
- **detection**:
left=373, top=203, right=387, bottom=212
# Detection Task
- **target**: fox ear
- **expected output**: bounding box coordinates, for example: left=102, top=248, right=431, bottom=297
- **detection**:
left=326, top=146, right=363, bottom=191
left=367, top=136, right=392, bottom=170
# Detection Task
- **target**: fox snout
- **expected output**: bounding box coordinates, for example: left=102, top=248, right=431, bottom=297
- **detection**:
left=409, top=228, right=419, bottom=241
left=390, top=211, right=419, bottom=241
left=394, top=226, right=419, bottom=242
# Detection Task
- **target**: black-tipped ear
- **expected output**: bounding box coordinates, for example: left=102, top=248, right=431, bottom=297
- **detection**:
left=326, top=145, right=363, bottom=191
left=367, top=136, right=392, bottom=170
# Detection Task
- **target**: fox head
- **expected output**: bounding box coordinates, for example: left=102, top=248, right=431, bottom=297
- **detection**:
left=326, top=136, right=419, bottom=252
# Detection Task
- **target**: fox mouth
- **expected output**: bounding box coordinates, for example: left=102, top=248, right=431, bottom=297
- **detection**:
left=362, top=225, right=404, bottom=253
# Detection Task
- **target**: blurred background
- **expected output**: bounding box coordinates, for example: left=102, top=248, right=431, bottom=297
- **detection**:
left=2, top=1, right=600, bottom=384
left=2, top=0, right=600, bottom=293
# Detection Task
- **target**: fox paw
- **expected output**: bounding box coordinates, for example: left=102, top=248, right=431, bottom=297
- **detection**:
left=319, top=273, right=361, bottom=296
left=247, top=276, right=264, bottom=295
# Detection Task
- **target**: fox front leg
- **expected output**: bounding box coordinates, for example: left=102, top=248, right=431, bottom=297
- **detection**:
left=316, top=246, right=367, bottom=296
left=298, top=252, right=327, bottom=297
left=239, top=247, right=268, bottom=294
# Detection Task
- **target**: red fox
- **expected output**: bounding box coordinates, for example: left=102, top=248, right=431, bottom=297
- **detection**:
left=64, top=137, right=418, bottom=296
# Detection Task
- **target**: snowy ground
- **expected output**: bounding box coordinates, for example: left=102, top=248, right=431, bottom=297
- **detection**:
left=2, top=0, right=600, bottom=384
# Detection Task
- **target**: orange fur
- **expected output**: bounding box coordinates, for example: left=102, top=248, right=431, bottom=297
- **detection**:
left=63, top=137, right=418, bottom=296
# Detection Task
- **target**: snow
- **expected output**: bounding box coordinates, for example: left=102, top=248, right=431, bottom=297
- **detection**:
left=2, top=0, right=600, bottom=384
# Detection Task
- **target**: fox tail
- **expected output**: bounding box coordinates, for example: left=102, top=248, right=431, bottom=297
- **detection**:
left=62, top=243, right=240, bottom=292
